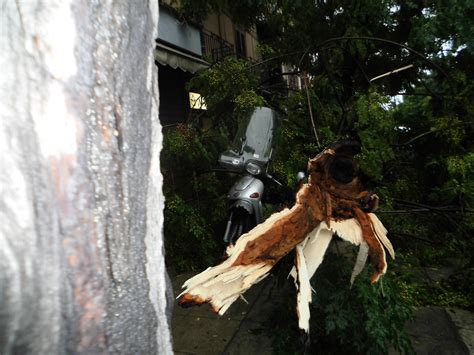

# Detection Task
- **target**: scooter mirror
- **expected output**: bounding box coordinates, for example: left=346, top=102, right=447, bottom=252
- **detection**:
left=296, top=171, right=306, bottom=183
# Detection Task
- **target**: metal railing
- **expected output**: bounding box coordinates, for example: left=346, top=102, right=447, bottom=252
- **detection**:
left=201, top=30, right=234, bottom=63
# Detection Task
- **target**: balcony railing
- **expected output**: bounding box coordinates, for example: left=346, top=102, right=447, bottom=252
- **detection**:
left=201, top=30, right=234, bottom=63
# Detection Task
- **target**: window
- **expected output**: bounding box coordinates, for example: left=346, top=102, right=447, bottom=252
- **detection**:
left=234, top=29, right=247, bottom=59
left=189, top=92, right=207, bottom=110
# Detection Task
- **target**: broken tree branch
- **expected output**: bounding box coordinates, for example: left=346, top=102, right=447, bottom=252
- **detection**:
left=178, top=141, right=395, bottom=334
left=370, top=64, right=414, bottom=82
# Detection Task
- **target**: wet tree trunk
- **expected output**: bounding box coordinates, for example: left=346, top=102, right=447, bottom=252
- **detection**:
left=0, top=1, right=172, bottom=353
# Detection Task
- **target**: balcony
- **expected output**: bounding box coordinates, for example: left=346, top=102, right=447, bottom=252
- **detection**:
left=201, top=30, right=234, bottom=63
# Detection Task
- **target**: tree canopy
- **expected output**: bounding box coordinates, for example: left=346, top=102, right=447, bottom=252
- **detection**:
left=164, top=1, right=473, bottom=352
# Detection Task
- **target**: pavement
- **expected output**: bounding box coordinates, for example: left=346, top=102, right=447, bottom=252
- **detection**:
left=170, top=272, right=276, bottom=355
left=396, top=307, right=471, bottom=355
left=170, top=271, right=473, bottom=355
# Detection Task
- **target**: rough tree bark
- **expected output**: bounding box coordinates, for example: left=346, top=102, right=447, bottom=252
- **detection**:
left=0, top=1, right=172, bottom=353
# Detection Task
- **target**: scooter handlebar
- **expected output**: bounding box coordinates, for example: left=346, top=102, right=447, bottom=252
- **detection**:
left=265, top=173, right=283, bottom=186
left=202, top=168, right=283, bottom=186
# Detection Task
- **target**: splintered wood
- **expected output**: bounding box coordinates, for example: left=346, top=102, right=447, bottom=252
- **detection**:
left=178, top=141, right=394, bottom=333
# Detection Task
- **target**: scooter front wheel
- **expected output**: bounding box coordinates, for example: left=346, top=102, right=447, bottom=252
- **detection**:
left=225, top=208, right=254, bottom=246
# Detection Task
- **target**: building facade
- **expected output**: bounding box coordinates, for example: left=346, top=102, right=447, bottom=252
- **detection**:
left=156, top=2, right=260, bottom=125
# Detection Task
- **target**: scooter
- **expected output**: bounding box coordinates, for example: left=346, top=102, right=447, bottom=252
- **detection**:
left=218, top=107, right=283, bottom=246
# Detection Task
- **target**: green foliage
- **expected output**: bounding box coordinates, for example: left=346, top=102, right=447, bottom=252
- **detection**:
left=354, top=92, right=396, bottom=180
left=320, top=265, right=413, bottom=354
left=162, top=0, right=474, bottom=352
left=269, top=252, right=414, bottom=354
left=178, top=0, right=271, bottom=29
left=398, top=276, right=472, bottom=309
left=187, top=57, right=265, bottom=133
left=162, top=58, right=270, bottom=274
left=394, top=251, right=473, bottom=309
left=164, top=195, right=218, bottom=271
left=441, top=152, right=474, bottom=206
left=161, top=124, right=231, bottom=272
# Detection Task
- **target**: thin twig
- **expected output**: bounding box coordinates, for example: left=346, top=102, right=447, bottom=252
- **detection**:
left=415, top=71, right=442, bottom=99
left=394, top=199, right=473, bottom=213
left=391, top=232, right=441, bottom=245
left=393, top=122, right=473, bottom=146
left=378, top=208, right=434, bottom=214
left=378, top=207, right=473, bottom=214
left=239, top=36, right=453, bottom=97
left=318, top=49, right=347, bottom=134
left=314, top=36, right=454, bottom=93
left=303, top=74, right=321, bottom=148
left=297, top=47, right=310, bottom=68
left=355, top=57, right=372, bottom=84
left=385, top=92, right=454, bottom=97
left=394, top=199, right=472, bottom=237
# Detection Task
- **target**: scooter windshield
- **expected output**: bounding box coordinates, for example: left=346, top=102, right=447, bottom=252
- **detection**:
left=218, top=107, right=278, bottom=174
left=231, top=107, right=276, bottom=162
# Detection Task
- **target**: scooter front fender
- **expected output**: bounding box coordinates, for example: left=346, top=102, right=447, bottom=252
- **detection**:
left=232, top=199, right=254, bottom=215
left=227, top=175, right=264, bottom=223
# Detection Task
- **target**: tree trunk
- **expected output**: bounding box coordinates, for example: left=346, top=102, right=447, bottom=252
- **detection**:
left=0, top=1, right=172, bottom=353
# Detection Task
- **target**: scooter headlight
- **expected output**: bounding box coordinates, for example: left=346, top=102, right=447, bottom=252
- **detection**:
left=245, top=162, right=261, bottom=175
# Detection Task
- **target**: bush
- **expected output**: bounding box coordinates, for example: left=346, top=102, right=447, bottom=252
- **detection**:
left=269, top=249, right=414, bottom=354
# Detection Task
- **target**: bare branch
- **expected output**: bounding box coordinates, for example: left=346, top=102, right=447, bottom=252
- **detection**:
left=370, top=64, right=414, bottom=82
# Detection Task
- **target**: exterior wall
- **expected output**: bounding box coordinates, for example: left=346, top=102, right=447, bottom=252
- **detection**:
left=159, top=7, right=202, bottom=55
left=245, top=30, right=259, bottom=60
left=203, top=13, right=221, bottom=36
left=202, top=13, right=260, bottom=61
left=159, top=1, right=260, bottom=61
